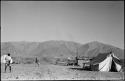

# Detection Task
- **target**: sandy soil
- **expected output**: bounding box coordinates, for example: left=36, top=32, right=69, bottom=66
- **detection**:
left=1, top=63, right=124, bottom=80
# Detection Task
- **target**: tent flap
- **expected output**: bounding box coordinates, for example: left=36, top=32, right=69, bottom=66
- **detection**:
left=99, top=54, right=112, bottom=72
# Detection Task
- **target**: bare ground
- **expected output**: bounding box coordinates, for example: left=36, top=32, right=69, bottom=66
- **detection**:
left=1, top=63, right=124, bottom=80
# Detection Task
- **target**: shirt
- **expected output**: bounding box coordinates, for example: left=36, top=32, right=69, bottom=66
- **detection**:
left=5, top=55, right=13, bottom=63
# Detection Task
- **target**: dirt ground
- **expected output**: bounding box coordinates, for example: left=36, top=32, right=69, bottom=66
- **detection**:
left=1, top=63, right=124, bottom=80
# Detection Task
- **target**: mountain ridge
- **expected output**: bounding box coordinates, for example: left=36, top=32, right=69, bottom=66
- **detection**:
left=1, top=40, right=124, bottom=59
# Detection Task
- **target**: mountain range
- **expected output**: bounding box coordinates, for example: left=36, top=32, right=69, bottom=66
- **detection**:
left=1, top=40, right=124, bottom=60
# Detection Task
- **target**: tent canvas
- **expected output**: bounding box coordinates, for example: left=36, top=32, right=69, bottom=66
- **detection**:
left=1, top=55, right=13, bottom=64
left=1, top=55, right=7, bottom=63
left=89, top=52, right=122, bottom=72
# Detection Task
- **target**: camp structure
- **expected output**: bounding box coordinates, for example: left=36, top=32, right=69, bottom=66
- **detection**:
left=89, top=52, right=123, bottom=72
left=1, top=55, right=13, bottom=64
left=1, top=55, right=7, bottom=63
left=77, top=56, right=91, bottom=68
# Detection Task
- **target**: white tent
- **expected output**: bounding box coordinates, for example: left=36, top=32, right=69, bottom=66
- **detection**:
left=99, top=54, right=121, bottom=72
left=90, top=52, right=122, bottom=72
left=1, top=55, right=13, bottom=64
left=1, top=55, right=7, bottom=63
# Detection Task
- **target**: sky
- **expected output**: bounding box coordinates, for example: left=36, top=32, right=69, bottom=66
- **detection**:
left=1, top=1, right=124, bottom=49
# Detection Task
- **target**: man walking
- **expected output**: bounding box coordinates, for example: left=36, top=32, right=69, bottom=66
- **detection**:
left=4, top=53, right=13, bottom=73
left=35, top=57, right=40, bottom=67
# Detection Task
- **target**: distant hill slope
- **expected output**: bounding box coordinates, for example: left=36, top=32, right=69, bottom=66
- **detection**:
left=78, top=41, right=124, bottom=59
left=1, top=41, right=124, bottom=60
left=1, top=41, right=81, bottom=58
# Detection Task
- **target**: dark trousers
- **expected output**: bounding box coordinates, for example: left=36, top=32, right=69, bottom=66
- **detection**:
left=5, top=61, right=11, bottom=72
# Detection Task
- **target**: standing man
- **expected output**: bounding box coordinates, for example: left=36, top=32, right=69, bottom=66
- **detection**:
left=35, top=57, right=39, bottom=67
left=4, top=53, right=13, bottom=73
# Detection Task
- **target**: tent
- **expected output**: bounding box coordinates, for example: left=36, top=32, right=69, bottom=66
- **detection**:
left=1, top=55, right=7, bottom=63
left=89, top=52, right=123, bottom=72
left=1, top=55, right=13, bottom=64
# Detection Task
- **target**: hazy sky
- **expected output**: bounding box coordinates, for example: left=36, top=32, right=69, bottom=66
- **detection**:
left=1, top=1, right=124, bottom=49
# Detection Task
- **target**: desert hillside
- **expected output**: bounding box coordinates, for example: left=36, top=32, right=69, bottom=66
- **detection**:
left=1, top=41, right=124, bottom=80
left=1, top=40, right=124, bottom=63
left=1, top=41, right=81, bottom=57
left=78, top=41, right=124, bottom=59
